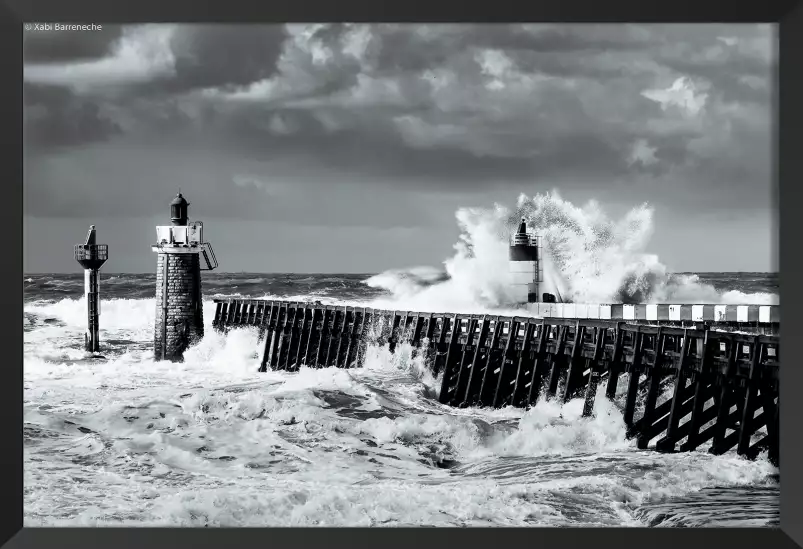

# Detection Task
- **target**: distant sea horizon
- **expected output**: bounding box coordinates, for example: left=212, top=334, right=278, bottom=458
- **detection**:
left=24, top=271, right=779, bottom=307
left=23, top=270, right=781, bottom=275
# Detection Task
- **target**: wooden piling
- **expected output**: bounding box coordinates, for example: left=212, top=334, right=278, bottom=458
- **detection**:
left=525, top=320, right=549, bottom=406
left=461, top=316, right=492, bottom=407
left=764, top=387, right=780, bottom=466
left=547, top=325, right=568, bottom=398
left=332, top=307, right=347, bottom=368
left=268, top=304, right=288, bottom=371
left=510, top=322, right=537, bottom=407
left=275, top=304, right=295, bottom=370
left=388, top=313, right=402, bottom=353
left=453, top=317, right=481, bottom=407
left=475, top=317, right=504, bottom=407
left=421, top=314, right=437, bottom=369
left=290, top=305, right=309, bottom=371
left=562, top=321, right=586, bottom=403
left=623, top=329, right=645, bottom=430
left=258, top=303, right=277, bottom=372
left=655, top=330, right=692, bottom=452
left=342, top=309, right=359, bottom=369
left=280, top=305, right=299, bottom=371
left=605, top=324, right=625, bottom=399
left=582, top=327, right=606, bottom=418
left=492, top=319, right=521, bottom=408
left=432, top=316, right=451, bottom=376
left=315, top=308, right=331, bottom=369
left=438, top=315, right=464, bottom=405
left=709, top=339, right=740, bottom=455
left=736, top=337, right=762, bottom=457
left=637, top=328, right=666, bottom=449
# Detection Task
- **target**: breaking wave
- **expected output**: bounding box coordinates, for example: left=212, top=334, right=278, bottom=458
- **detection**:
left=366, top=191, right=778, bottom=311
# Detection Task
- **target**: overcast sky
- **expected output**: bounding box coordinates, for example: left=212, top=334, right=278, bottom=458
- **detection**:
left=23, top=23, right=777, bottom=273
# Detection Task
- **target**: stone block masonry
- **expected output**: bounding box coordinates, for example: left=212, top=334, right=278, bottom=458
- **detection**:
left=154, top=253, right=203, bottom=361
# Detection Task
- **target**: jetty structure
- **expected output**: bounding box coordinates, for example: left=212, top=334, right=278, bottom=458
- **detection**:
left=148, top=197, right=779, bottom=465
left=151, top=192, right=218, bottom=362
left=74, top=225, right=108, bottom=353
left=212, top=300, right=780, bottom=465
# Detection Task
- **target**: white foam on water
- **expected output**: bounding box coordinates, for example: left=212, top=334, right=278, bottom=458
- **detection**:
left=24, top=287, right=779, bottom=526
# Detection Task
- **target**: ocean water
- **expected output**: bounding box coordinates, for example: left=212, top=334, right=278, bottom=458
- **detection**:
left=23, top=194, right=780, bottom=526
left=23, top=271, right=780, bottom=527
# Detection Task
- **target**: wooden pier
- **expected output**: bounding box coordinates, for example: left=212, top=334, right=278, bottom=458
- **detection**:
left=212, top=298, right=780, bottom=466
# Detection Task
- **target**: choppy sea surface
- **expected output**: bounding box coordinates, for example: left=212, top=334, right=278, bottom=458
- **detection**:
left=23, top=272, right=780, bottom=527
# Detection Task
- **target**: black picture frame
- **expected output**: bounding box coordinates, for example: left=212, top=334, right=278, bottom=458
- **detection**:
left=5, top=1, right=802, bottom=547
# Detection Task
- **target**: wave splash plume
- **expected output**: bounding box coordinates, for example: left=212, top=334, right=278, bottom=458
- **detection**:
left=366, top=191, right=778, bottom=311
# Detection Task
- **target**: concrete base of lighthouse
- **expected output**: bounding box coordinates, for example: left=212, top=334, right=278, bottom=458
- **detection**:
left=154, top=248, right=204, bottom=362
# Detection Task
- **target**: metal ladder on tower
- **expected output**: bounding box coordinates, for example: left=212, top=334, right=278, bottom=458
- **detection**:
left=201, top=242, right=218, bottom=271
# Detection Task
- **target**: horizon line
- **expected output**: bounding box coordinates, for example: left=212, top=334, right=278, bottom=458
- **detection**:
left=23, top=270, right=781, bottom=276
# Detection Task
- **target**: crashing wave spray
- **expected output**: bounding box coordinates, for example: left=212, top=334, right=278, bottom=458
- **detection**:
left=366, top=191, right=778, bottom=310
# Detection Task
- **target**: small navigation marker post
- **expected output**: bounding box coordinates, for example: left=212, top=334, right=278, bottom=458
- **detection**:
left=74, top=225, right=108, bottom=353
left=152, top=192, right=219, bottom=362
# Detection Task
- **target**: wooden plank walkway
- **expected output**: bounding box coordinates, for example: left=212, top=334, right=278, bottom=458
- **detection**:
left=212, top=298, right=780, bottom=466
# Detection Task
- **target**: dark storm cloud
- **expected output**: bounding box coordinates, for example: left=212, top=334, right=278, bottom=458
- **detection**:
left=193, top=101, right=633, bottom=185
left=24, top=83, right=122, bottom=149
left=140, top=24, right=288, bottom=95
left=23, top=25, right=289, bottom=150
left=22, top=133, right=440, bottom=230
left=22, top=23, right=775, bottom=221
left=364, top=24, right=651, bottom=75
left=368, top=27, right=454, bottom=74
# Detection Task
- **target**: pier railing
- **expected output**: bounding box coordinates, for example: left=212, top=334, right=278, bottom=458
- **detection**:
left=212, top=299, right=780, bottom=466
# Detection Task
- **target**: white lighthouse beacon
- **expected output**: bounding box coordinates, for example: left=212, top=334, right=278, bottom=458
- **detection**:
left=151, top=192, right=219, bottom=362
left=509, top=218, right=553, bottom=304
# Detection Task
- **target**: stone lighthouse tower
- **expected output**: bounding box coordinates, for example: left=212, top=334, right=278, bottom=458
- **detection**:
left=152, top=192, right=218, bottom=361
